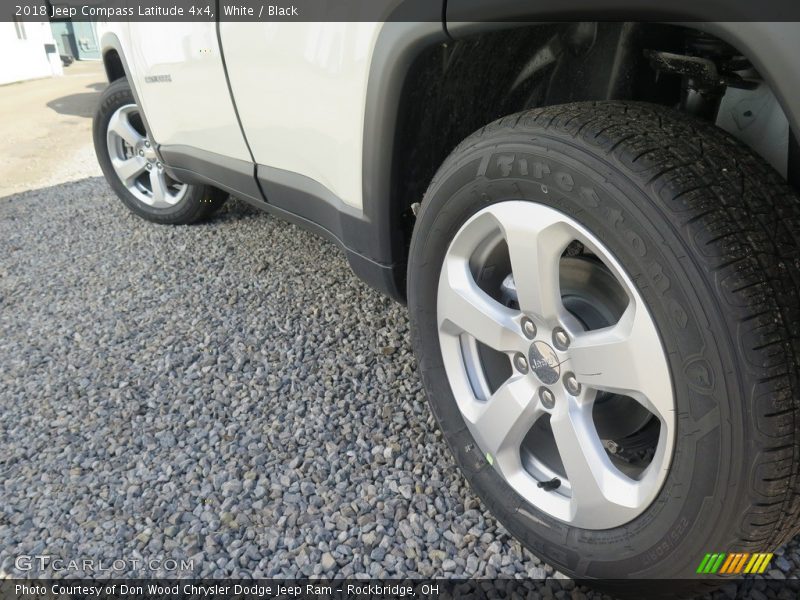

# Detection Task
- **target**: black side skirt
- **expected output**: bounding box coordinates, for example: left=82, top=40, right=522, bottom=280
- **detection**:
left=159, top=145, right=405, bottom=303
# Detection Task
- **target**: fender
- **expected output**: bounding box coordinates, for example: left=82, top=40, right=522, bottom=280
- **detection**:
left=360, top=21, right=447, bottom=299
left=100, top=30, right=170, bottom=169
left=100, top=32, right=156, bottom=145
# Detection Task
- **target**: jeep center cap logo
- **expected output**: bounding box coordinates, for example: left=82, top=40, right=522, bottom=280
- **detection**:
left=529, top=341, right=560, bottom=384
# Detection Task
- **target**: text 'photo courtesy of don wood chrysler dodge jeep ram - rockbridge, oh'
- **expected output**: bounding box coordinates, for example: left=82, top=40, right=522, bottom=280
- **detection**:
left=90, top=2, right=800, bottom=593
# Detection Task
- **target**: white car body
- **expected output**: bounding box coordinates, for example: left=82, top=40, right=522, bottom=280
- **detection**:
left=113, top=21, right=381, bottom=210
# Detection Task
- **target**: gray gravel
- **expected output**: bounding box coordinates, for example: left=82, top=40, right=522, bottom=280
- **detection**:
left=1, top=178, right=798, bottom=598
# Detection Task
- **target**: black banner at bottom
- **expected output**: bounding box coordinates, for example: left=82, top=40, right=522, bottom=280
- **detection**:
left=2, top=579, right=800, bottom=600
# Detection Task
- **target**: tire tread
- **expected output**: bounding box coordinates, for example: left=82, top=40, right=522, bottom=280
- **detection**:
left=439, top=101, right=800, bottom=553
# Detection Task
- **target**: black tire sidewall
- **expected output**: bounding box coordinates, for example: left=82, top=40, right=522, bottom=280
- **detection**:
left=408, top=132, right=741, bottom=579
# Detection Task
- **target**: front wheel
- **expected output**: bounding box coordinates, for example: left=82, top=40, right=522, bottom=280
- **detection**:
left=408, top=101, right=800, bottom=591
left=93, top=78, right=227, bottom=224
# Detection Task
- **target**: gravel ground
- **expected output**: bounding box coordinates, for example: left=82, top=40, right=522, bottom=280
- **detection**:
left=1, top=178, right=799, bottom=598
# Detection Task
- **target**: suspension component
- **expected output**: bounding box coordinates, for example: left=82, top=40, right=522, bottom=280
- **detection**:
left=645, top=33, right=757, bottom=120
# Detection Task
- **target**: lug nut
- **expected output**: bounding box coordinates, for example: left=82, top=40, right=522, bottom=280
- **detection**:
left=520, top=317, right=537, bottom=340
left=146, top=163, right=152, bottom=170
left=513, top=353, right=529, bottom=374
left=156, top=162, right=162, bottom=169
left=564, top=372, right=581, bottom=396
left=540, top=387, right=555, bottom=409
left=144, top=140, right=150, bottom=147
left=138, top=149, right=145, bottom=157
left=553, top=327, right=570, bottom=350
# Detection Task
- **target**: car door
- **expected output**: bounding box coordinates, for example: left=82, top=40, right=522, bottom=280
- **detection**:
left=218, top=22, right=383, bottom=210
left=126, top=22, right=251, bottom=163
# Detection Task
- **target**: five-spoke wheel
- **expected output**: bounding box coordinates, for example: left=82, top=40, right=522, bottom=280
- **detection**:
left=94, top=78, right=226, bottom=224
left=106, top=104, right=187, bottom=208
left=437, top=201, right=674, bottom=529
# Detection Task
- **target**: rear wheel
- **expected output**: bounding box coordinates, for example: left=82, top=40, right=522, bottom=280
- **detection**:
left=93, top=78, right=226, bottom=224
left=408, top=101, right=800, bottom=591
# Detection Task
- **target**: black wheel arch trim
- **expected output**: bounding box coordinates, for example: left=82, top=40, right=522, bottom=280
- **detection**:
left=359, top=20, right=448, bottom=298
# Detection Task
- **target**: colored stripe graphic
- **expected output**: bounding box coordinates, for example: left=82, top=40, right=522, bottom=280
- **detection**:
left=698, top=552, right=775, bottom=575
left=719, top=553, right=750, bottom=574
left=697, top=553, right=727, bottom=574
left=696, top=552, right=774, bottom=575
left=720, top=554, right=736, bottom=574
left=710, top=553, right=726, bottom=573
left=696, top=554, right=712, bottom=574
left=756, top=553, right=774, bottom=574
left=733, top=553, right=751, bottom=574
left=704, top=554, right=720, bottom=574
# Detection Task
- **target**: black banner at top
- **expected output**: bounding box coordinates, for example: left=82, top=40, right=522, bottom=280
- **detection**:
left=4, top=0, right=800, bottom=22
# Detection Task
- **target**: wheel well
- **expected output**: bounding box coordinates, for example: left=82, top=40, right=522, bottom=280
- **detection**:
left=389, top=22, right=793, bottom=285
left=103, top=49, right=125, bottom=82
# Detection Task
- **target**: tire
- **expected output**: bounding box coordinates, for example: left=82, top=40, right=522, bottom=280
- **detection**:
left=408, top=101, right=800, bottom=592
left=93, top=78, right=227, bottom=225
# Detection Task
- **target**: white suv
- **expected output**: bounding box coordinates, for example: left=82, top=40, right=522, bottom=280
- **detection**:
left=94, top=17, right=800, bottom=591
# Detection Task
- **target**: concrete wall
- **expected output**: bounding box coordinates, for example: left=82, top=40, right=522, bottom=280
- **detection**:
left=0, top=22, right=63, bottom=86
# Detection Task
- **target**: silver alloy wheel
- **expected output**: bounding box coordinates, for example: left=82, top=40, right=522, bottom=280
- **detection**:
left=106, top=104, right=187, bottom=208
left=437, top=201, right=675, bottom=529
